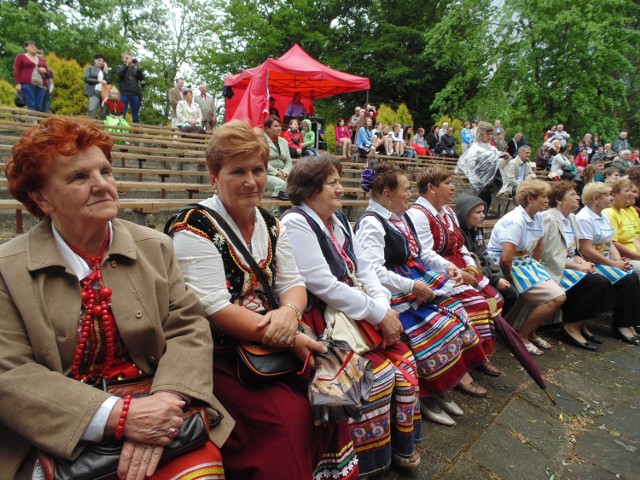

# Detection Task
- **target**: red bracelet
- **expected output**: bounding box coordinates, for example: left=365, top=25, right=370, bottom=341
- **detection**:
left=114, top=395, right=132, bottom=441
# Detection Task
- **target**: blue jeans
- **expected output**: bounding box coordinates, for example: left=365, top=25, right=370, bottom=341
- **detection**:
left=120, top=94, right=141, bottom=123
left=21, top=83, right=45, bottom=111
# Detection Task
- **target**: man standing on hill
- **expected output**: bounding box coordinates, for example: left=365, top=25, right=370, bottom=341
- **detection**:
left=84, top=54, right=110, bottom=119
left=116, top=52, right=145, bottom=123
left=552, top=124, right=570, bottom=147
left=506, top=131, right=524, bottom=158
left=613, top=132, right=630, bottom=153
left=194, top=83, right=216, bottom=130
left=168, top=78, right=184, bottom=128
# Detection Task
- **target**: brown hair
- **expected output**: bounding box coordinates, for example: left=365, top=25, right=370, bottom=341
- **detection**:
left=287, top=153, right=343, bottom=205
left=7, top=116, right=114, bottom=218
left=514, top=179, right=551, bottom=207
left=416, top=165, right=452, bottom=194
left=263, top=115, right=281, bottom=129
left=369, top=163, right=406, bottom=197
left=549, top=180, right=577, bottom=208
left=626, top=166, right=640, bottom=185
left=206, top=119, right=269, bottom=175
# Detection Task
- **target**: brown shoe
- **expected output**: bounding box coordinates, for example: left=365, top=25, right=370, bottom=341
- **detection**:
left=455, top=380, right=488, bottom=398
left=392, top=450, right=421, bottom=469
left=477, top=362, right=502, bottom=377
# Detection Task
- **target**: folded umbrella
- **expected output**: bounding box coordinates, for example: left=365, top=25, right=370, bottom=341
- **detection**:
left=308, top=339, right=375, bottom=425
left=493, top=315, right=556, bottom=405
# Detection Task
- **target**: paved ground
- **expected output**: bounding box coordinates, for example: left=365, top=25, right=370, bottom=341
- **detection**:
left=385, top=318, right=640, bottom=480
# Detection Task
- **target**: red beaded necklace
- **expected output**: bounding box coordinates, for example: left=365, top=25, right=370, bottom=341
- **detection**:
left=68, top=231, right=117, bottom=382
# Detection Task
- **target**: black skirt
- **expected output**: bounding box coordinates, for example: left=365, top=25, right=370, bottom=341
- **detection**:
left=611, top=273, right=640, bottom=328
left=562, top=272, right=615, bottom=323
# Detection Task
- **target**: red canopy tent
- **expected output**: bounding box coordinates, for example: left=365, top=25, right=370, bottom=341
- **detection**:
left=224, top=44, right=370, bottom=126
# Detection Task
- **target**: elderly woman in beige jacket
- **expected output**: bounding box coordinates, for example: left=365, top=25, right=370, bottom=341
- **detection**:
left=0, top=117, right=233, bottom=480
left=541, top=181, right=615, bottom=351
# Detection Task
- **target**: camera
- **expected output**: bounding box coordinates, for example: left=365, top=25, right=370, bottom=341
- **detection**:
left=132, top=58, right=139, bottom=65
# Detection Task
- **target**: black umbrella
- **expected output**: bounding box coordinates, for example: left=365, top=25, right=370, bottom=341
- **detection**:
left=493, top=315, right=556, bottom=405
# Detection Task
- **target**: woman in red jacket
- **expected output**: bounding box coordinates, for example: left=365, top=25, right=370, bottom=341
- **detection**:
left=13, top=40, right=50, bottom=111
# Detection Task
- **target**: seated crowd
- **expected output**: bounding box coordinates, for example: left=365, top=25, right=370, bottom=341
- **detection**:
left=2, top=114, right=639, bottom=480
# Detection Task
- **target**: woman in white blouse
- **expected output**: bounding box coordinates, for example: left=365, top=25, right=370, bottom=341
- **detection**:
left=354, top=163, right=493, bottom=427
left=176, top=87, right=205, bottom=134
left=281, top=154, right=421, bottom=475
left=170, top=121, right=358, bottom=480
left=486, top=180, right=566, bottom=355
left=576, top=182, right=640, bottom=345
left=540, top=181, right=615, bottom=351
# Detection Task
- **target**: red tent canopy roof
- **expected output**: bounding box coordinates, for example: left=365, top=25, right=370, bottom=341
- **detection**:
left=224, top=44, right=370, bottom=125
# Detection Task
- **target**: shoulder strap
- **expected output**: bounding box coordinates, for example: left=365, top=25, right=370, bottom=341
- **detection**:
left=165, top=203, right=278, bottom=307
left=354, top=210, right=383, bottom=233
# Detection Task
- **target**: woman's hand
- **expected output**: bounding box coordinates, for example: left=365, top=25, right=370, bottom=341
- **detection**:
left=573, top=260, right=595, bottom=273
left=38, top=67, right=47, bottom=75
left=118, top=441, right=164, bottom=480
left=378, top=309, right=403, bottom=348
left=446, top=263, right=463, bottom=285
left=15, top=84, right=21, bottom=91
left=291, top=333, right=327, bottom=368
left=113, top=394, right=185, bottom=446
left=460, top=270, right=479, bottom=286
left=257, top=306, right=299, bottom=347
left=412, top=281, right=435, bottom=304
left=496, top=278, right=511, bottom=291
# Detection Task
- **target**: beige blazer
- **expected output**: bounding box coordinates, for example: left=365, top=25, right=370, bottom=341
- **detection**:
left=168, top=87, right=183, bottom=118
left=193, top=93, right=216, bottom=129
left=541, top=208, right=582, bottom=281
left=0, top=218, right=234, bottom=479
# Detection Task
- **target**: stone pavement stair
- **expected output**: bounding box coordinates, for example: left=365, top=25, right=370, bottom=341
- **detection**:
left=385, top=317, right=639, bottom=479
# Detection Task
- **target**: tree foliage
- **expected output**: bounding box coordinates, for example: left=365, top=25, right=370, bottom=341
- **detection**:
left=0, top=0, right=637, bottom=142
left=426, top=0, right=640, bottom=142
left=46, top=54, right=86, bottom=116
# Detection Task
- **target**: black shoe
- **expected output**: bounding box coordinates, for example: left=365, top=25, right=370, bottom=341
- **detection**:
left=581, top=330, right=603, bottom=344
left=611, top=328, right=640, bottom=346
left=276, top=191, right=289, bottom=201
left=560, top=328, right=598, bottom=351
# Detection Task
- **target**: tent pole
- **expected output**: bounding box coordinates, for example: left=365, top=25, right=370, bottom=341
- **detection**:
left=365, top=90, right=369, bottom=108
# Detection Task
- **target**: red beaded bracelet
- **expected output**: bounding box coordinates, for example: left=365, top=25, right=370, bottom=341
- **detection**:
left=114, top=395, right=132, bottom=441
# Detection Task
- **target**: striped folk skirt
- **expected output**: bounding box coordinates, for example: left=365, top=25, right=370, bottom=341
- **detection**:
left=303, top=304, right=421, bottom=478
left=390, top=265, right=487, bottom=395
left=349, top=344, right=422, bottom=477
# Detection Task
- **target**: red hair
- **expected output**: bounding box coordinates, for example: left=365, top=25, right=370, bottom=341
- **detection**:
left=7, top=116, right=114, bottom=218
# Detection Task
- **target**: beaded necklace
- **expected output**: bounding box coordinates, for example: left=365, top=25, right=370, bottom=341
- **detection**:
left=327, top=222, right=355, bottom=274
left=68, top=231, right=118, bottom=382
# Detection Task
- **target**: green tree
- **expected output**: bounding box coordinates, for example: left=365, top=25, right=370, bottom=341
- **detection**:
left=426, top=0, right=640, bottom=142
left=396, top=103, right=413, bottom=128
left=46, top=53, right=86, bottom=116
left=0, top=79, right=15, bottom=107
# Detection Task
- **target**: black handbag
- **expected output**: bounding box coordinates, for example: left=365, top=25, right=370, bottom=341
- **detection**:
left=166, top=204, right=302, bottom=387
left=37, top=376, right=222, bottom=480
left=14, top=90, right=25, bottom=107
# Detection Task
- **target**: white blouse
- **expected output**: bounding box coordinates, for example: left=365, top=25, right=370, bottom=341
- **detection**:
left=172, top=195, right=304, bottom=316
left=355, top=200, right=415, bottom=295
left=487, top=205, right=544, bottom=253
left=281, top=203, right=390, bottom=325
left=576, top=206, right=615, bottom=246
left=406, top=196, right=474, bottom=269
